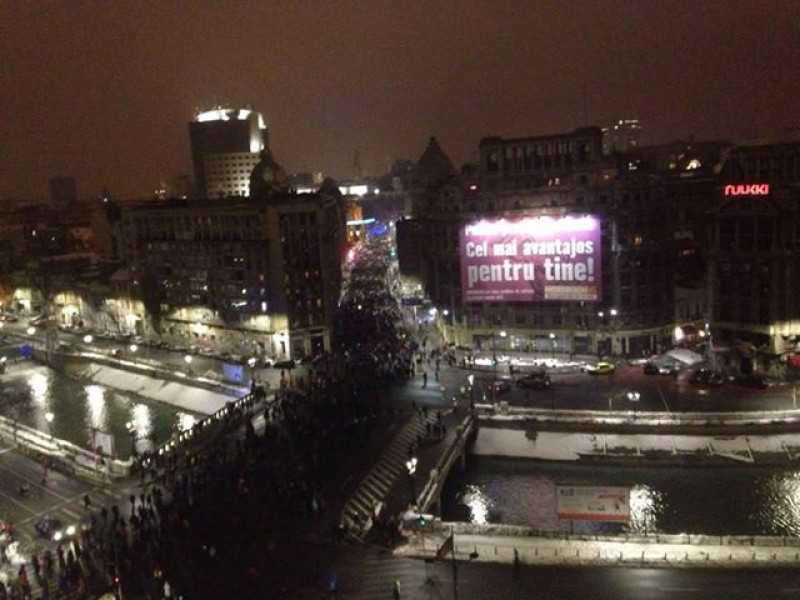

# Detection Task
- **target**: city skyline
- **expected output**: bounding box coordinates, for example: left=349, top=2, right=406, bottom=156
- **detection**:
left=2, top=0, right=799, bottom=200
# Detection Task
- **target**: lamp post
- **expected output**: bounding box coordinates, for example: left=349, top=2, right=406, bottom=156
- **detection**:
left=44, top=411, right=54, bottom=439
left=405, top=457, right=418, bottom=506
left=609, top=308, right=619, bottom=356
left=549, top=332, right=556, bottom=359
left=129, top=343, right=138, bottom=364
left=248, top=357, right=257, bottom=388
left=126, top=420, right=138, bottom=457
left=627, top=391, right=640, bottom=421
left=492, top=331, right=507, bottom=402
left=184, top=354, right=193, bottom=376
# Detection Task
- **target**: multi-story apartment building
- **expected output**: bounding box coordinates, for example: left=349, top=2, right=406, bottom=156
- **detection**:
left=112, top=191, right=345, bottom=359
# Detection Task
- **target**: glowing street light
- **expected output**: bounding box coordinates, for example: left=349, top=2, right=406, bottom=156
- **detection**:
left=405, top=456, right=418, bottom=505
left=184, top=354, right=193, bottom=364
left=44, top=411, right=54, bottom=438
left=83, top=334, right=93, bottom=344
left=26, top=327, right=36, bottom=335
left=129, top=344, right=138, bottom=353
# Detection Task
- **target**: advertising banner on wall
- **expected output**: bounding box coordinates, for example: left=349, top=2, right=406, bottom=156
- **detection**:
left=556, top=485, right=630, bottom=522
left=460, top=215, right=602, bottom=302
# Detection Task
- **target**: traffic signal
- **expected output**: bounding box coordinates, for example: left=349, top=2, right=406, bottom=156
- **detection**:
left=418, top=515, right=427, bottom=529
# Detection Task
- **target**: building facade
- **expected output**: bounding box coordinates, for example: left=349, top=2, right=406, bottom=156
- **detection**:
left=188, top=107, right=268, bottom=198
left=709, top=140, right=800, bottom=372
left=398, top=129, right=679, bottom=358
left=113, top=192, right=344, bottom=359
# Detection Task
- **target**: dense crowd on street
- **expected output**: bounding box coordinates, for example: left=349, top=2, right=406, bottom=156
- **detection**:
left=0, top=234, right=421, bottom=599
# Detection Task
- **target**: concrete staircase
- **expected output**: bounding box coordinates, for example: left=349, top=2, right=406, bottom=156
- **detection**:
left=342, top=412, right=438, bottom=537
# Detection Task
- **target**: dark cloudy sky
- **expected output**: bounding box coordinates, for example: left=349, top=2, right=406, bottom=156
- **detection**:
left=2, top=1, right=799, bottom=200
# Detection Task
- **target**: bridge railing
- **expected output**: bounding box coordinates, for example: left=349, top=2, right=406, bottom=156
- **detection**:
left=417, top=414, right=475, bottom=512
left=475, top=403, right=800, bottom=427
left=435, top=520, right=800, bottom=547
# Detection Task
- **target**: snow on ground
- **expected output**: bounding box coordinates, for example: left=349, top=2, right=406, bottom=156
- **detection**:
left=474, top=427, right=800, bottom=462
left=77, top=363, right=241, bottom=415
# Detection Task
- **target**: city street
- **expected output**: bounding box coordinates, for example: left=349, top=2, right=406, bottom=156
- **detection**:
left=0, top=440, right=135, bottom=592
left=454, top=360, right=799, bottom=414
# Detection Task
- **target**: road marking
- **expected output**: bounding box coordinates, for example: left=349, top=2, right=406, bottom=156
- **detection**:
left=61, top=507, right=80, bottom=519
left=0, top=487, right=38, bottom=514
left=16, top=491, right=91, bottom=526
left=0, top=463, right=72, bottom=503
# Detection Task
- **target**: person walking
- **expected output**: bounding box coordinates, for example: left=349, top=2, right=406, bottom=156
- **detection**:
left=392, top=579, right=401, bottom=599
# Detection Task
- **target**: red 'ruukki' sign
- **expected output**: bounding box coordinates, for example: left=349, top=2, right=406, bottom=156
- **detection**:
left=724, top=184, right=769, bottom=196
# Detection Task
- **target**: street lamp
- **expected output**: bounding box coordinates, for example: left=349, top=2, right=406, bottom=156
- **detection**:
left=44, top=411, right=54, bottom=439
left=490, top=331, right=507, bottom=402
left=405, top=457, right=418, bottom=505
left=83, top=334, right=93, bottom=344
left=27, top=327, right=36, bottom=336
left=610, top=309, right=619, bottom=356
left=549, top=332, right=556, bottom=358
left=248, top=357, right=257, bottom=387
left=126, top=420, right=137, bottom=456
left=627, top=391, right=640, bottom=420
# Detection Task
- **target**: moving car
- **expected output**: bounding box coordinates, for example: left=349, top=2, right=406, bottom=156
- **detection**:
left=490, top=379, right=513, bottom=395
left=643, top=361, right=680, bottom=376
left=585, top=361, right=615, bottom=375
left=517, top=372, right=551, bottom=389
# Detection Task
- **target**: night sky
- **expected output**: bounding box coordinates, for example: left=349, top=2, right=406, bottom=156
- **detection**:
left=2, top=1, right=799, bottom=201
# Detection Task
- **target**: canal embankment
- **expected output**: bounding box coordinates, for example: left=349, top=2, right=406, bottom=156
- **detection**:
left=395, top=522, right=800, bottom=569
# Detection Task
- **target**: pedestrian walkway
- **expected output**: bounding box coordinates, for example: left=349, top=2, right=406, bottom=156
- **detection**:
left=329, top=545, right=432, bottom=600
left=342, top=411, right=440, bottom=535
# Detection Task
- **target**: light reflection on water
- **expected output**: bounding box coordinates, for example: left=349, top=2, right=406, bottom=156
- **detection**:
left=2, top=365, right=194, bottom=459
left=442, top=457, right=800, bottom=536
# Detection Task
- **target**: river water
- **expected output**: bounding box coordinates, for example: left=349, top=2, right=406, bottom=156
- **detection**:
left=441, top=456, right=800, bottom=536
left=0, top=362, right=196, bottom=459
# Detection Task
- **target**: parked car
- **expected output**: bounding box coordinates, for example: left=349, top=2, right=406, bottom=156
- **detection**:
left=273, top=359, right=296, bottom=370
left=689, top=368, right=725, bottom=387
left=585, top=361, right=615, bottom=375
left=735, top=373, right=769, bottom=389
left=517, top=372, right=551, bottom=389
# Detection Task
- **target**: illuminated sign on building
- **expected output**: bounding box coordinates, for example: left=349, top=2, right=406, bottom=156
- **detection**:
left=724, top=184, right=770, bottom=196
left=459, top=215, right=602, bottom=303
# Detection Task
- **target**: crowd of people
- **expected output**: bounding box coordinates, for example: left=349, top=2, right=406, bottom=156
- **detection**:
left=0, top=234, right=419, bottom=599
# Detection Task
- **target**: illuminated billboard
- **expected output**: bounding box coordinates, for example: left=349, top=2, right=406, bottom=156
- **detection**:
left=460, top=215, right=601, bottom=302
